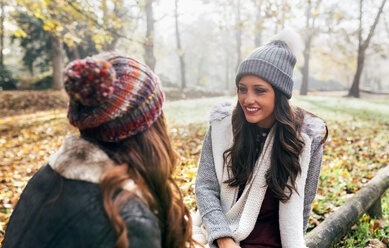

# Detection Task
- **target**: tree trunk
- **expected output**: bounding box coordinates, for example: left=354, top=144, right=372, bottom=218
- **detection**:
left=51, top=34, right=63, bottom=90
left=348, top=0, right=387, bottom=98
left=300, top=36, right=312, bottom=95
left=235, top=0, right=242, bottom=71
left=376, top=78, right=382, bottom=91
left=144, top=0, right=156, bottom=70
left=174, top=0, right=186, bottom=90
left=72, top=46, right=80, bottom=59
left=367, top=197, right=382, bottom=219
left=305, top=166, right=389, bottom=248
left=254, top=0, right=263, bottom=47
left=196, top=55, right=205, bottom=86
left=225, top=49, right=231, bottom=91
left=104, top=36, right=119, bottom=51
left=348, top=48, right=365, bottom=98
left=0, top=0, right=4, bottom=66
left=104, top=0, right=123, bottom=51
left=300, top=0, right=312, bottom=96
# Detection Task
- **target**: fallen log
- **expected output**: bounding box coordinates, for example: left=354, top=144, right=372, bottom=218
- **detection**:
left=305, top=166, right=389, bottom=248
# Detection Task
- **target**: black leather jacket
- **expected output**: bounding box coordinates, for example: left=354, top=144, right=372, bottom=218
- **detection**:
left=2, top=165, right=161, bottom=248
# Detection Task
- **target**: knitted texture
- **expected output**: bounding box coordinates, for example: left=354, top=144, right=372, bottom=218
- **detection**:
left=65, top=58, right=116, bottom=107
left=201, top=115, right=310, bottom=247
left=64, top=55, right=164, bottom=142
left=194, top=102, right=326, bottom=248
left=235, top=40, right=296, bottom=99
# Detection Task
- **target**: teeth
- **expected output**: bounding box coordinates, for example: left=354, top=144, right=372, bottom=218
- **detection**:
left=246, top=107, right=259, bottom=111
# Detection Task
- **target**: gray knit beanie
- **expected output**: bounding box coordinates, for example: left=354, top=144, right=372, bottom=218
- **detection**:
left=235, top=30, right=301, bottom=99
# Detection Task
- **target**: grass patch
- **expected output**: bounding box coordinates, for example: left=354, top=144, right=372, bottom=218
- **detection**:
left=164, top=96, right=233, bottom=126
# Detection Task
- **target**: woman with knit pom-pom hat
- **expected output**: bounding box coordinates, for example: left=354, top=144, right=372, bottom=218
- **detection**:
left=2, top=54, right=198, bottom=248
left=193, top=30, right=328, bottom=248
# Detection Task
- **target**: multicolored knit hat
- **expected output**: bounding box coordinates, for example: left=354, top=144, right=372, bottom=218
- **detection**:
left=64, top=55, right=164, bottom=142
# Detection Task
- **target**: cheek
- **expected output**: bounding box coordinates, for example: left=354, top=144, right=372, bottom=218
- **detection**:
left=263, top=95, right=275, bottom=113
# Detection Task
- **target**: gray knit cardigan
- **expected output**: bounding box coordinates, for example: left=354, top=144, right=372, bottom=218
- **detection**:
left=195, top=101, right=326, bottom=247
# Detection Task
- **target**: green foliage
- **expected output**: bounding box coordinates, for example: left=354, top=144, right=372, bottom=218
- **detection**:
left=13, top=0, right=135, bottom=52
left=11, top=12, right=52, bottom=74
left=11, top=11, right=99, bottom=75
left=0, top=65, right=18, bottom=90
left=28, top=72, right=53, bottom=90
left=334, top=213, right=389, bottom=247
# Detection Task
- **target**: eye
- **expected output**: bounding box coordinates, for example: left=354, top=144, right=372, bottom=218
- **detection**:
left=255, top=88, right=267, bottom=94
left=238, top=86, right=247, bottom=93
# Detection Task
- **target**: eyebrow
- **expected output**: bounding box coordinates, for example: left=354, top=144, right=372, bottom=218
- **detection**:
left=238, top=83, right=267, bottom=87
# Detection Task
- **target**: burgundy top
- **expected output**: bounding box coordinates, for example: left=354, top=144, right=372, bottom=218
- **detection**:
left=237, top=127, right=281, bottom=248
left=239, top=188, right=281, bottom=248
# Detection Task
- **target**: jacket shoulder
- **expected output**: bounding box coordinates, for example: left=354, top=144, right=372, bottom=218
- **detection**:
left=209, top=100, right=235, bottom=124
left=120, top=199, right=161, bottom=247
left=301, top=112, right=326, bottom=141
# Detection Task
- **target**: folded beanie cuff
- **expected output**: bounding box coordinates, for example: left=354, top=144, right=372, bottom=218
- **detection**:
left=235, top=59, right=293, bottom=99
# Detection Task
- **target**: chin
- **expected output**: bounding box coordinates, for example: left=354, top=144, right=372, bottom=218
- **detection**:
left=245, top=116, right=261, bottom=124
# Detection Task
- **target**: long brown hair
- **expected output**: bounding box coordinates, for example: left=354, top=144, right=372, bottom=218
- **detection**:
left=83, top=112, right=196, bottom=248
left=223, top=88, right=326, bottom=202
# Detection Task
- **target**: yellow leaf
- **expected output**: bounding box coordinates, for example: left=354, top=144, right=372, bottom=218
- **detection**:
left=333, top=13, right=341, bottom=19
left=95, top=44, right=103, bottom=51
left=362, top=216, right=371, bottom=222
left=14, top=29, right=28, bottom=38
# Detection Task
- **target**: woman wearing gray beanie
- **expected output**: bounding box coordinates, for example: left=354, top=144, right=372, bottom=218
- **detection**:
left=193, top=30, right=328, bottom=248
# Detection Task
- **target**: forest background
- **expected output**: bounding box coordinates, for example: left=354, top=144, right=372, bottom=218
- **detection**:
left=0, top=0, right=388, bottom=247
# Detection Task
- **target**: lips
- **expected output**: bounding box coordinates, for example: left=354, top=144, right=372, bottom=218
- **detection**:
left=244, top=106, right=260, bottom=114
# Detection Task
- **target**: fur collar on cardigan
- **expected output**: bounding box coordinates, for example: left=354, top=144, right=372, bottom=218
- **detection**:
left=48, top=136, right=137, bottom=192
left=209, top=100, right=326, bottom=140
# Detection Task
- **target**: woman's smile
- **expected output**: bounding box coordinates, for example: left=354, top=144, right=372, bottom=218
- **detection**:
left=244, top=106, right=261, bottom=115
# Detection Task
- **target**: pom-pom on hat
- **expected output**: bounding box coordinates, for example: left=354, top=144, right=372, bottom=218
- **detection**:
left=65, top=58, right=116, bottom=106
left=235, top=29, right=301, bottom=99
left=64, top=55, right=164, bottom=142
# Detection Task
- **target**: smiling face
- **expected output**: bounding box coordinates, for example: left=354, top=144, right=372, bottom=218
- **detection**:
left=237, top=75, right=275, bottom=128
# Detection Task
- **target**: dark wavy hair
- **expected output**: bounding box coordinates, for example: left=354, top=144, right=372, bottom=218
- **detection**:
left=83, top=113, right=197, bottom=248
left=223, top=88, right=327, bottom=202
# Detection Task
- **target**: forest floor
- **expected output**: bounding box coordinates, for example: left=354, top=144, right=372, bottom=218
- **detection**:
left=0, top=91, right=388, bottom=247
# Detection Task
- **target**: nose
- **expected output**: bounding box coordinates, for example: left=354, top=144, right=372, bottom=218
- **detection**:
left=245, top=90, right=256, bottom=105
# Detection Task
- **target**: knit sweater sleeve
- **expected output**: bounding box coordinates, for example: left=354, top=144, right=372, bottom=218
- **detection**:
left=195, top=127, right=235, bottom=248
left=303, top=136, right=323, bottom=232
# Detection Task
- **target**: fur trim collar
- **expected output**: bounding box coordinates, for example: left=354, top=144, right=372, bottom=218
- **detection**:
left=49, top=136, right=116, bottom=183
left=209, top=100, right=235, bottom=123
left=209, top=101, right=326, bottom=139
left=48, top=136, right=138, bottom=193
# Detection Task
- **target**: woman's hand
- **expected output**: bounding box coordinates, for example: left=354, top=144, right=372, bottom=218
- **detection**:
left=216, top=237, right=241, bottom=248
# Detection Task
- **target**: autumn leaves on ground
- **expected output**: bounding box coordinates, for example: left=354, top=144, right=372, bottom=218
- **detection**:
left=0, top=91, right=388, bottom=247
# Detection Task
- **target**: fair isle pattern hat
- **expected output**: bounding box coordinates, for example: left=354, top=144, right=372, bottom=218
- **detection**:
left=64, top=55, right=164, bottom=142
left=235, top=30, right=301, bottom=99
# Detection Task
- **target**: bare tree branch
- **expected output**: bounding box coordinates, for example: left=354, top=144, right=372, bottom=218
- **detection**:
left=362, top=0, right=387, bottom=49
left=65, top=0, right=144, bottom=45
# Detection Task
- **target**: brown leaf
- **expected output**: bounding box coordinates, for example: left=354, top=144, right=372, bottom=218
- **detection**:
left=370, top=219, right=387, bottom=231
left=364, top=239, right=386, bottom=248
